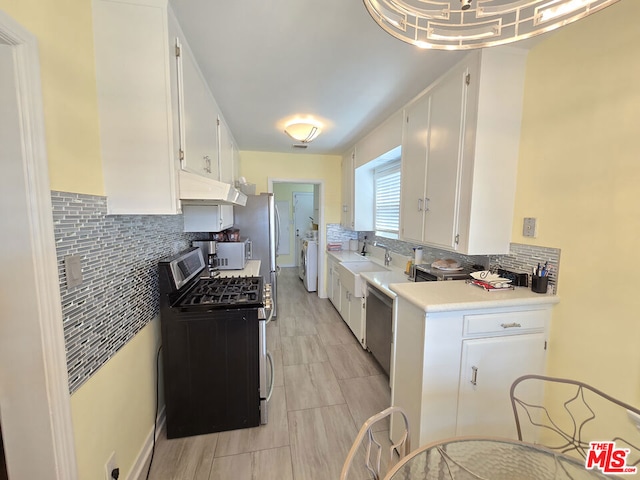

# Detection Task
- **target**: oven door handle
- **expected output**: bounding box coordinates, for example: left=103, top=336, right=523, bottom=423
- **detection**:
left=266, top=351, right=275, bottom=402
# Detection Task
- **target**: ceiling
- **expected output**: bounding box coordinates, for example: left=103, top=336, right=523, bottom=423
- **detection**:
left=169, top=0, right=470, bottom=156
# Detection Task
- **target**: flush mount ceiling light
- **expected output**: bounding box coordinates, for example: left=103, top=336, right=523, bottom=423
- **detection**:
left=363, top=0, right=619, bottom=50
left=284, top=121, right=322, bottom=143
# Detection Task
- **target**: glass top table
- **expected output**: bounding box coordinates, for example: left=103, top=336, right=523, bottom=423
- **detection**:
left=384, top=437, right=620, bottom=480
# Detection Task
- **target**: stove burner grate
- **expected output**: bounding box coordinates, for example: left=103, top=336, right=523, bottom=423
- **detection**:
left=180, top=276, right=262, bottom=307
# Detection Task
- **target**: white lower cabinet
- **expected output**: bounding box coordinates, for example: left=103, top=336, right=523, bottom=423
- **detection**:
left=348, top=293, right=365, bottom=346
left=456, top=332, right=546, bottom=438
left=327, top=256, right=365, bottom=347
left=328, top=257, right=341, bottom=310
left=391, top=298, right=552, bottom=448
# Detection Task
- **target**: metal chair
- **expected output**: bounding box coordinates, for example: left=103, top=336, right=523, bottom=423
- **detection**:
left=340, top=406, right=411, bottom=480
left=510, top=374, right=640, bottom=467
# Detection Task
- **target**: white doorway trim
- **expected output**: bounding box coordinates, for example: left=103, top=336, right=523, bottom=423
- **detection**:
left=268, top=178, right=327, bottom=298
left=0, top=10, right=78, bottom=479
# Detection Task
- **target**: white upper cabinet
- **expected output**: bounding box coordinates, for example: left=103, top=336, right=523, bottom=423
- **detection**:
left=341, top=149, right=355, bottom=229
left=218, top=116, right=236, bottom=185
left=93, top=0, right=179, bottom=214
left=399, top=47, right=527, bottom=254
left=175, top=37, right=219, bottom=180
left=400, top=93, right=430, bottom=243
left=93, top=0, right=241, bottom=214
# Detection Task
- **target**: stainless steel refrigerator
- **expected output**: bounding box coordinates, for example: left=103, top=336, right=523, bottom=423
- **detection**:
left=233, top=193, right=280, bottom=318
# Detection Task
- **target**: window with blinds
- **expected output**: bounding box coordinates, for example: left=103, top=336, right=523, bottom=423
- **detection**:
left=374, top=159, right=401, bottom=239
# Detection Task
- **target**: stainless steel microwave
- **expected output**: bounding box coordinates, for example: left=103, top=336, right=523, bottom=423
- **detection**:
left=215, top=239, right=251, bottom=270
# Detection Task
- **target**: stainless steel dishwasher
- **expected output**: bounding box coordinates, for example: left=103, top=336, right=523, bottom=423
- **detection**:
left=365, top=285, right=393, bottom=376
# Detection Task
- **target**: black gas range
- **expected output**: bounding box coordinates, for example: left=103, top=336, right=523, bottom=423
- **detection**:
left=158, top=248, right=273, bottom=439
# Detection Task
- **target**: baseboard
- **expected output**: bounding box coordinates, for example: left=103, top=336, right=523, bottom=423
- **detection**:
left=126, top=406, right=166, bottom=480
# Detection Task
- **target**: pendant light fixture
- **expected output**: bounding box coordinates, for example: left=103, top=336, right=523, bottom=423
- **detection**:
left=363, top=0, right=619, bottom=50
left=284, top=120, right=322, bottom=143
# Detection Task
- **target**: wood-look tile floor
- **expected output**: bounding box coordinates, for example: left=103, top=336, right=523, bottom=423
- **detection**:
left=140, top=267, right=390, bottom=480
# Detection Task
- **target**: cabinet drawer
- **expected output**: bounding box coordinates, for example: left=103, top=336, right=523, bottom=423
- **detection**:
left=463, top=310, right=546, bottom=337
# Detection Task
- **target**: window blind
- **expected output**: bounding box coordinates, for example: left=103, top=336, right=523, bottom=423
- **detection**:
left=374, top=159, right=401, bottom=238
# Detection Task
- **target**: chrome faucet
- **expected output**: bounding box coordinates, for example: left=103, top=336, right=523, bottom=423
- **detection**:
left=374, top=241, right=392, bottom=266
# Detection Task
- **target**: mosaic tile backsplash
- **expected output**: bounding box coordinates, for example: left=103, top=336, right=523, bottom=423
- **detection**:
left=51, top=191, right=196, bottom=394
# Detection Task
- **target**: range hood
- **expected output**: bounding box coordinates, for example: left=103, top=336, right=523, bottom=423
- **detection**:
left=179, top=170, right=247, bottom=206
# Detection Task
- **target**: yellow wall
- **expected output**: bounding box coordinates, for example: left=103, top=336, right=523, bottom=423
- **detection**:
left=0, top=0, right=104, bottom=195
left=513, top=0, right=639, bottom=405
left=273, top=182, right=315, bottom=267
left=240, top=151, right=342, bottom=226
left=70, top=320, right=162, bottom=480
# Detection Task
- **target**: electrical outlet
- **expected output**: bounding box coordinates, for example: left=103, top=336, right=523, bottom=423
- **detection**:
left=523, top=217, right=537, bottom=238
left=105, top=451, right=117, bottom=480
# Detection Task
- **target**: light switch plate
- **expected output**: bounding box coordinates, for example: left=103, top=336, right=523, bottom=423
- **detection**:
left=65, top=254, right=83, bottom=288
left=523, top=217, right=537, bottom=238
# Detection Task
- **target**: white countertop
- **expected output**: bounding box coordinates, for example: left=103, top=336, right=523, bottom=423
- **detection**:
left=360, top=270, right=414, bottom=298
left=389, top=280, right=559, bottom=313
left=214, top=260, right=262, bottom=278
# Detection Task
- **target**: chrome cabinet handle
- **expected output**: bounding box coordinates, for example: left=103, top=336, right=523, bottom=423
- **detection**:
left=471, top=366, right=478, bottom=386
left=418, top=198, right=423, bottom=211
left=500, top=322, right=522, bottom=329
left=424, top=197, right=430, bottom=212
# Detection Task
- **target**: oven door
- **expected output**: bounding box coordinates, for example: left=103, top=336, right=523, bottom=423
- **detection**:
left=258, top=318, right=274, bottom=424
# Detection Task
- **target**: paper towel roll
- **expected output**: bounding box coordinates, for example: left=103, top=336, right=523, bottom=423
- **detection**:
left=414, top=247, right=423, bottom=265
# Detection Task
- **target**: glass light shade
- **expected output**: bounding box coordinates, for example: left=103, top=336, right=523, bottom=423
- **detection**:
left=284, top=122, right=322, bottom=143
left=363, top=0, right=620, bottom=50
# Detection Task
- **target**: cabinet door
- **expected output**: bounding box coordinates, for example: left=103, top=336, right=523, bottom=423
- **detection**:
left=93, top=0, right=179, bottom=214
left=218, top=117, right=235, bottom=184
left=341, top=150, right=354, bottom=229
left=331, top=274, right=342, bottom=315
left=219, top=204, right=234, bottom=230
left=400, top=95, right=430, bottom=243
left=456, top=333, right=546, bottom=438
left=423, top=65, right=468, bottom=250
left=176, top=38, right=219, bottom=179
left=183, top=205, right=232, bottom=232
left=339, top=283, right=350, bottom=325
left=348, top=295, right=365, bottom=346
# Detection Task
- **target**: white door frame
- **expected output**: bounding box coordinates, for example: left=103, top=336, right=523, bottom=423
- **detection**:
left=0, top=11, right=78, bottom=479
left=268, top=178, right=327, bottom=298
left=292, top=191, right=313, bottom=267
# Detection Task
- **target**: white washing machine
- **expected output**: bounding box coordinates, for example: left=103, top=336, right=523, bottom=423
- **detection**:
left=299, top=239, right=318, bottom=292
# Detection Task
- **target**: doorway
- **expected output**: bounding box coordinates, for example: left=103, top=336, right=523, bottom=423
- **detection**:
left=269, top=179, right=326, bottom=297
left=292, top=191, right=314, bottom=267
left=0, top=13, right=77, bottom=480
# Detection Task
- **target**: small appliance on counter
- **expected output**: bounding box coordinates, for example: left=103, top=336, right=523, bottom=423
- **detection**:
left=215, top=238, right=251, bottom=270
left=191, top=240, right=218, bottom=277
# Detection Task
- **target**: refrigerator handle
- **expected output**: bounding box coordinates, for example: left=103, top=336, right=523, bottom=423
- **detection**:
left=274, top=203, right=281, bottom=255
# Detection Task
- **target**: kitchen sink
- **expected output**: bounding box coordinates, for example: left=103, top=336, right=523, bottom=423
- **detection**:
left=337, top=261, right=389, bottom=297
left=340, top=261, right=389, bottom=274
